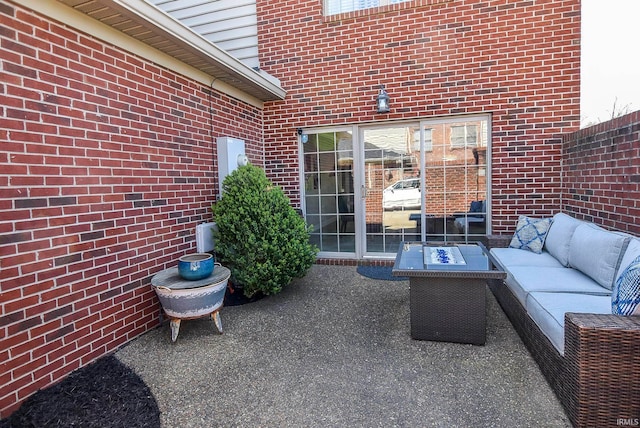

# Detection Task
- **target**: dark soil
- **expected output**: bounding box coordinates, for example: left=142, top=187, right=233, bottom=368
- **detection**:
left=223, top=282, right=265, bottom=306
left=0, top=281, right=260, bottom=427
left=0, top=355, right=160, bottom=428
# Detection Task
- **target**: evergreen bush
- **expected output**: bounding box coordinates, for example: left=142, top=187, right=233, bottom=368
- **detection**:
left=212, top=164, right=318, bottom=297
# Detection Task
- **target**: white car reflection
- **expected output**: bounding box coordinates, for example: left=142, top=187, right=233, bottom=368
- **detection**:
left=382, top=178, right=421, bottom=210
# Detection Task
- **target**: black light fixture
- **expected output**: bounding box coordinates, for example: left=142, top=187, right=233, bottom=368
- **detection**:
left=376, top=84, right=390, bottom=113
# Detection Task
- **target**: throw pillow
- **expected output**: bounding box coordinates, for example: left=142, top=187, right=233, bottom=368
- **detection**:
left=509, top=215, right=553, bottom=254
left=612, top=255, right=640, bottom=316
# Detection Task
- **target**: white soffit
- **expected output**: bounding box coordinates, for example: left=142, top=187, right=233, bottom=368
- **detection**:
left=149, top=0, right=260, bottom=70
left=46, top=0, right=284, bottom=102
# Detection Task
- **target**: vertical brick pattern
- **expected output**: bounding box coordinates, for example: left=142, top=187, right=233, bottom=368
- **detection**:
left=0, top=2, right=262, bottom=416
left=562, top=111, right=640, bottom=234
left=257, top=0, right=581, bottom=231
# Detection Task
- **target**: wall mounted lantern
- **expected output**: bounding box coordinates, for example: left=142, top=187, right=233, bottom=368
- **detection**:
left=376, top=84, right=390, bottom=114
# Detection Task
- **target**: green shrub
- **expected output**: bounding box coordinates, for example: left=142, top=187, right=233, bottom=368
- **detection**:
left=212, top=164, right=318, bottom=297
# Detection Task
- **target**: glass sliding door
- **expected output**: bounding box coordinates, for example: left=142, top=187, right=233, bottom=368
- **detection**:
left=299, top=114, right=490, bottom=259
left=420, top=116, right=490, bottom=242
left=361, top=125, right=420, bottom=255
left=302, top=129, right=356, bottom=256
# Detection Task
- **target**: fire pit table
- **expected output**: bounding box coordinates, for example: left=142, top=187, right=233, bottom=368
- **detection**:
left=151, top=265, right=230, bottom=342
left=392, top=242, right=505, bottom=345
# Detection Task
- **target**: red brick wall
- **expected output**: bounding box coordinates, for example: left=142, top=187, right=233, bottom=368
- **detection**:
left=562, top=110, right=640, bottom=234
left=0, top=2, right=262, bottom=416
left=257, top=0, right=581, bottom=232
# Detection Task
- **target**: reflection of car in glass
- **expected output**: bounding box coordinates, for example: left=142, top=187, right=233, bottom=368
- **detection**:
left=382, top=178, right=421, bottom=210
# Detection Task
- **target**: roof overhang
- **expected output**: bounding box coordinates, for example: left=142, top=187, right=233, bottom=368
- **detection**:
left=17, top=0, right=285, bottom=103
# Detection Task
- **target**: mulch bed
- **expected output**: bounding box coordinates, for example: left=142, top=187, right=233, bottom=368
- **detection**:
left=0, top=355, right=160, bottom=428
left=1, top=282, right=261, bottom=427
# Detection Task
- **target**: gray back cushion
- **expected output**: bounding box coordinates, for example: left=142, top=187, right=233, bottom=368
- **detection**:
left=616, top=237, right=640, bottom=281
left=544, top=213, right=582, bottom=266
left=568, top=223, right=630, bottom=290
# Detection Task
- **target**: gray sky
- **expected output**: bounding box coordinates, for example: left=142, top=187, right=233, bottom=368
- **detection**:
left=581, top=0, right=640, bottom=127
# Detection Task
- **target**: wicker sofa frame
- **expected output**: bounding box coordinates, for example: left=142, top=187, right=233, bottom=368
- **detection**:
left=484, top=235, right=640, bottom=428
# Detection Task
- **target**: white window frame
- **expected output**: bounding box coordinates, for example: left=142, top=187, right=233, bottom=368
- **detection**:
left=324, top=0, right=411, bottom=16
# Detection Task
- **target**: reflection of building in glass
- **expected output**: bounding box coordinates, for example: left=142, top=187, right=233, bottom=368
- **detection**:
left=419, top=120, right=488, bottom=216
left=302, top=118, right=489, bottom=252
left=360, top=120, right=488, bottom=217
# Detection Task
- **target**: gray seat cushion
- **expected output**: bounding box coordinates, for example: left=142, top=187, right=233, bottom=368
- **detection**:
left=504, top=266, right=611, bottom=307
left=526, top=292, right=612, bottom=354
left=491, top=247, right=563, bottom=269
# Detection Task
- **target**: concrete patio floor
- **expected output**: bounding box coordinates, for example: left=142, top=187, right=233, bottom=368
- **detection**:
left=116, top=264, right=571, bottom=427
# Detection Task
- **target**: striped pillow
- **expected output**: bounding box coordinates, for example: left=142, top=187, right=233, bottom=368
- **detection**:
left=612, top=255, right=640, bottom=316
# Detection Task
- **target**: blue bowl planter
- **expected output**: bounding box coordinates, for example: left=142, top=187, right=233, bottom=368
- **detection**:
left=178, top=253, right=214, bottom=280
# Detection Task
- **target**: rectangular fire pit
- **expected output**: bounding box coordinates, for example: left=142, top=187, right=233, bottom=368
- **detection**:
left=392, top=242, right=506, bottom=345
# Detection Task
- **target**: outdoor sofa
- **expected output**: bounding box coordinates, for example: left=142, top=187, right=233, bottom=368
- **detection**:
left=483, top=213, right=640, bottom=428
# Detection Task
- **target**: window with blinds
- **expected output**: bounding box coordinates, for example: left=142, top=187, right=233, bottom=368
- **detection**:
left=324, top=0, right=411, bottom=16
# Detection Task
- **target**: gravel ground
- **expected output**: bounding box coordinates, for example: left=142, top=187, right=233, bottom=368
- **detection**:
left=114, top=264, right=571, bottom=428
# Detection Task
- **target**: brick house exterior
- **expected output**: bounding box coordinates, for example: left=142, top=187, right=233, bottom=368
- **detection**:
left=0, top=0, right=609, bottom=418
left=257, top=0, right=581, bottom=232
left=0, top=0, right=265, bottom=416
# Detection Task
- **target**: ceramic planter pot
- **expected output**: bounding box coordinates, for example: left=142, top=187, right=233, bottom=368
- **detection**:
left=178, top=253, right=214, bottom=280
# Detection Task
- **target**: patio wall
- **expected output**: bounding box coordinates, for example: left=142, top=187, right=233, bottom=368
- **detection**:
left=0, top=2, right=262, bottom=417
left=562, top=110, right=640, bottom=234
left=257, top=0, right=581, bottom=232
